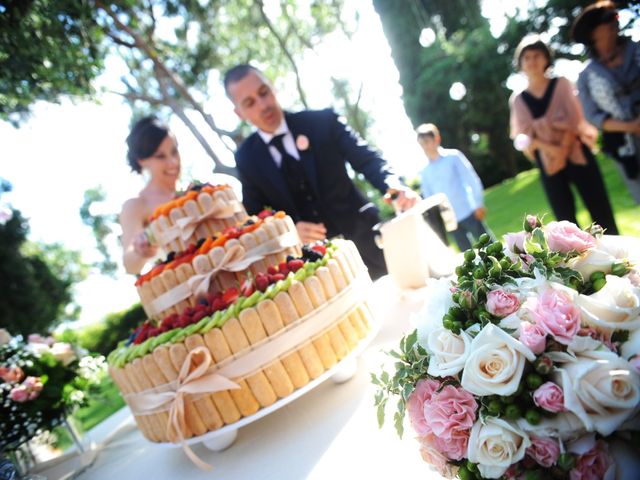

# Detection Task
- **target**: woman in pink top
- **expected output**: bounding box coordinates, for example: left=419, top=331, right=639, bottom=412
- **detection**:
left=509, top=34, right=618, bottom=234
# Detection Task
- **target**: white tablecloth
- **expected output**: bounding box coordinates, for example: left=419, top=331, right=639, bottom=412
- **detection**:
left=35, top=276, right=444, bottom=480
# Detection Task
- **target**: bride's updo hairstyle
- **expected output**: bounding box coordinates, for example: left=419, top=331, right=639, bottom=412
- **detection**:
left=126, top=116, right=170, bottom=173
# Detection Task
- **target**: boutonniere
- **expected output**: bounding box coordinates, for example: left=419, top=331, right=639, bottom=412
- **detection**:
left=296, top=134, right=310, bottom=151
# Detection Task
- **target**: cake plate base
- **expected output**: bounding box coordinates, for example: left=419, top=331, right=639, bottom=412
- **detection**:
left=159, top=309, right=381, bottom=452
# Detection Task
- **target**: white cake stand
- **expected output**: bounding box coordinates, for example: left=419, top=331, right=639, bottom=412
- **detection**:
left=159, top=310, right=381, bottom=452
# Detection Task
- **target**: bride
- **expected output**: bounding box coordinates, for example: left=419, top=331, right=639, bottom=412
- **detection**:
left=120, top=116, right=180, bottom=274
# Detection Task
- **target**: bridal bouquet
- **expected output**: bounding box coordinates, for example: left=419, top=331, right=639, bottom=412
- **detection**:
left=0, top=330, right=106, bottom=454
left=373, top=216, right=640, bottom=479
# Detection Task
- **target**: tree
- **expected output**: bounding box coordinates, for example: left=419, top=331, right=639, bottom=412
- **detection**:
left=1, top=0, right=350, bottom=176
left=372, top=0, right=523, bottom=186
left=0, top=208, right=87, bottom=336
left=59, top=302, right=145, bottom=355
left=0, top=0, right=105, bottom=126
left=79, top=186, right=118, bottom=276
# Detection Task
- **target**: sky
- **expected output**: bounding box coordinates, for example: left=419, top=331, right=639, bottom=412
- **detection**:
left=1, top=1, right=635, bottom=331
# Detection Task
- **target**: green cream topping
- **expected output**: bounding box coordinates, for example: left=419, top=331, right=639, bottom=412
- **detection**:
left=109, top=244, right=338, bottom=368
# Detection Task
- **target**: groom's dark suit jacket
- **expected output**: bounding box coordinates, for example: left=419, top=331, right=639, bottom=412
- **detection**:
left=235, top=109, right=400, bottom=278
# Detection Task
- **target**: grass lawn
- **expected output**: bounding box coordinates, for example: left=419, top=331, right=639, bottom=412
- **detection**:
left=483, top=154, right=640, bottom=239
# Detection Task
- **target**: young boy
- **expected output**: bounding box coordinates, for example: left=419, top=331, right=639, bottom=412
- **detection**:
left=417, top=123, right=493, bottom=251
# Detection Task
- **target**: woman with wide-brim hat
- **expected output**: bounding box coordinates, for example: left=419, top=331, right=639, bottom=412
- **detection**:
left=572, top=0, right=640, bottom=203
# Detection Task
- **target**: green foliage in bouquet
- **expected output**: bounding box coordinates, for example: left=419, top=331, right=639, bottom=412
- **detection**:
left=0, top=332, right=106, bottom=454
left=372, top=330, right=430, bottom=437
left=372, top=215, right=639, bottom=479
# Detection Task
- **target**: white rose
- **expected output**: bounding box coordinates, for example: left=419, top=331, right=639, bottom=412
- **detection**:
left=416, top=277, right=455, bottom=348
left=467, top=417, right=531, bottom=479
left=577, top=275, right=640, bottom=331
left=554, top=350, right=640, bottom=436
left=50, top=342, right=77, bottom=366
left=621, top=328, right=640, bottom=360
left=0, top=328, right=11, bottom=345
left=425, top=327, right=471, bottom=378
left=461, top=324, right=536, bottom=396
left=566, top=236, right=625, bottom=278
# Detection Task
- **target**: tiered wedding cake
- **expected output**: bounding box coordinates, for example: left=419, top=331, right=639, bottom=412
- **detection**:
left=108, top=183, right=374, bottom=444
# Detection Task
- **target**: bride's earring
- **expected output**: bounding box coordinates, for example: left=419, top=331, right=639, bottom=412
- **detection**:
left=141, top=167, right=152, bottom=184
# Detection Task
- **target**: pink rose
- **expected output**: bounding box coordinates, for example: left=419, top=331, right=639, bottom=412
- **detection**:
left=434, top=431, right=469, bottom=462
left=526, top=289, right=580, bottom=345
left=570, top=441, right=614, bottom=480
left=419, top=433, right=458, bottom=478
left=423, top=385, right=477, bottom=460
left=486, top=290, right=520, bottom=317
left=526, top=215, right=540, bottom=229
left=503, top=231, right=528, bottom=253
left=519, top=321, right=547, bottom=354
left=0, top=366, right=24, bottom=383
left=527, top=435, right=560, bottom=468
left=406, top=378, right=440, bottom=436
left=533, top=381, right=566, bottom=413
left=545, top=221, right=596, bottom=253
left=503, top=465, right=520, bottom=479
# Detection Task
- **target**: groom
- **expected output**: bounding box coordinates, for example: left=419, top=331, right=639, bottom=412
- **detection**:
left=224, top=64, right=418, bottom=279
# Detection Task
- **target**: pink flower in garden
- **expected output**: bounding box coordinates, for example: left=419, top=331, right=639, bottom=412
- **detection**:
left=533, top=382, right=566, bottom=413
left=519, top=321, right=547, bottom=354
left=486, top=290, right=521, bottom=318
left=526, top=435, right=560, bottom=468
left=28, top=334, right=55, bottom=346
left=0, top=366, right=24, bottom=383
left=423, top=385, right=477, bottom=460
left=503, top=231, right=528, bottom=253
left=526, top=289, right=581, bottom=345
left=545, top=221, right=596, bottom=253
left=570, top=441, right=614, bottom=480
left=9, top=386, right=29, bottom=402
left=10, top=376, right=44, bottom=402
left=406, top=378, right=440, bottom=436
